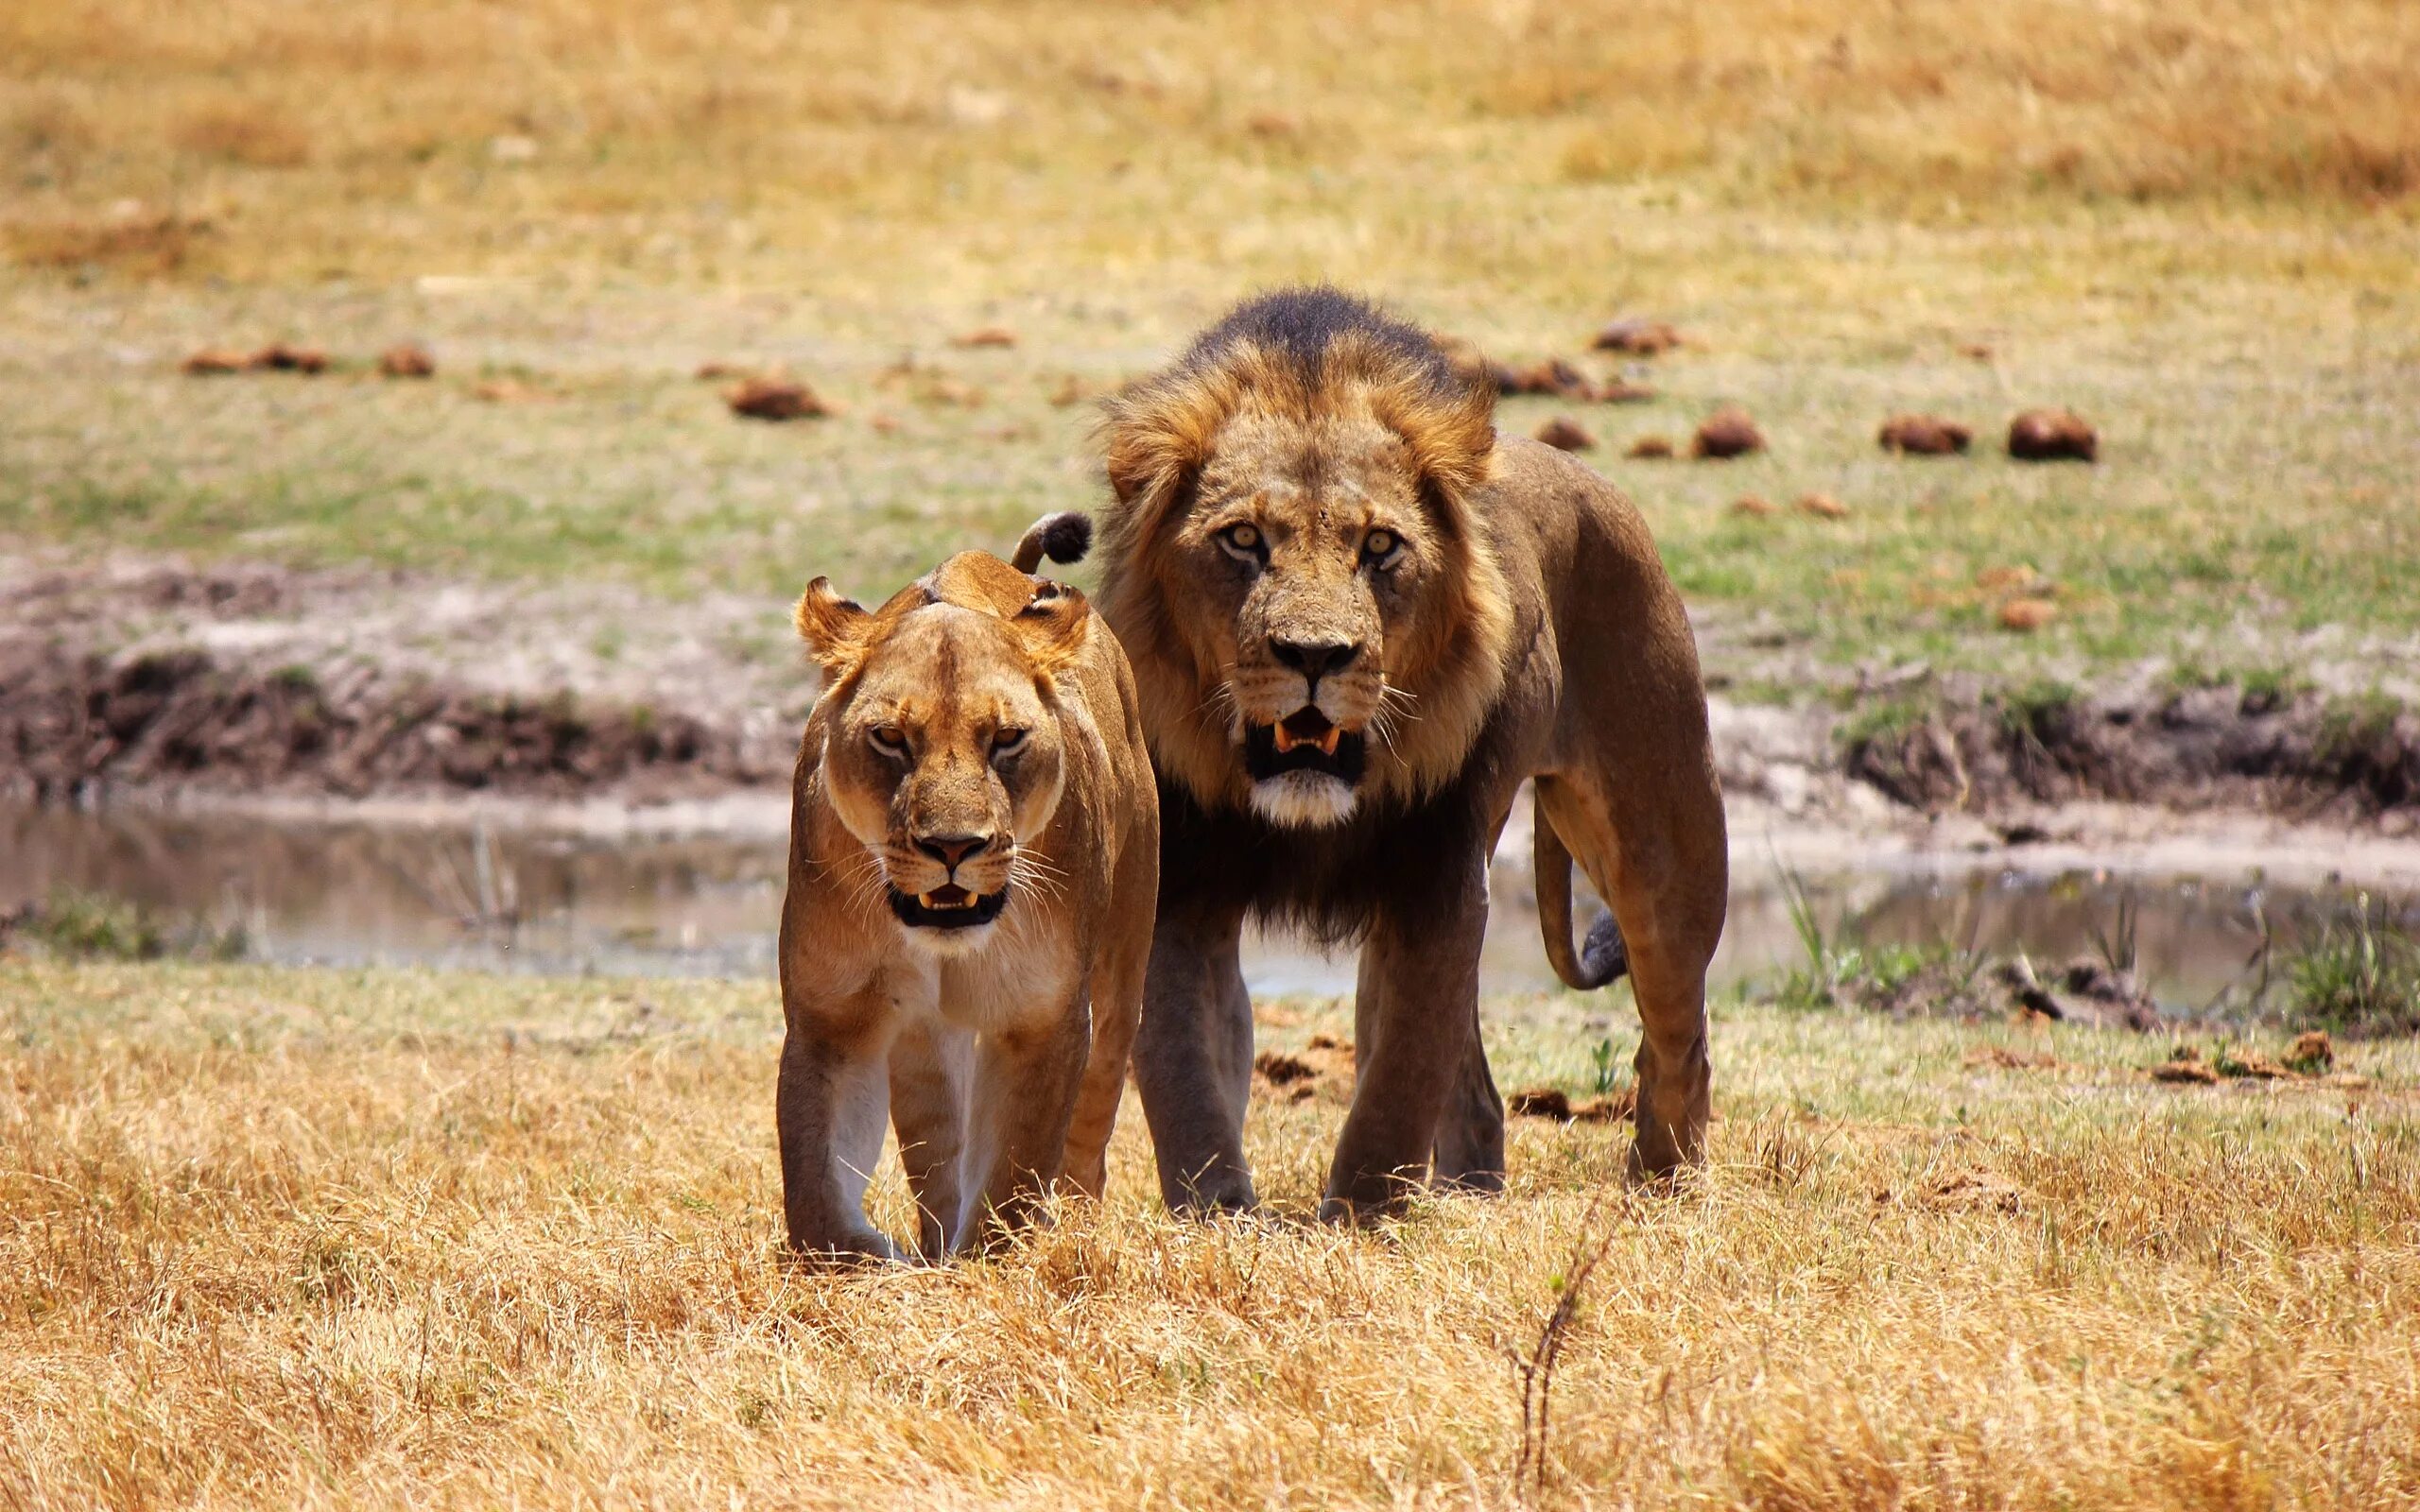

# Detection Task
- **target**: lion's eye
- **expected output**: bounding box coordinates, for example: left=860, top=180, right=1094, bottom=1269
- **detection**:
left=1362, top=528, right=1401, bottom=563
left=1217, top=523, right=1265, bottom=561
left=869, top=726, right=908, bottom=757
left=992, top=727, right=1028, bottom=756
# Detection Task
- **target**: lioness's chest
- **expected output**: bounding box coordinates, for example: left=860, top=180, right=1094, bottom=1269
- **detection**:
left=874, top=919, right=1081, bottom=1035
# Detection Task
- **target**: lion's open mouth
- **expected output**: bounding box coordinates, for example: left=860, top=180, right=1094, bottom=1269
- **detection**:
left=1244, top=709, right=1368, bottom=785
left=888, top=883, right=1010, bottom=931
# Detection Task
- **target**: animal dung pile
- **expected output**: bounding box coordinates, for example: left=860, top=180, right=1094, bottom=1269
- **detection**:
left=181, top=349, right=249, bottom=375
left=1492, top=356, right=1653, bottom=404
left=1625, top=435, right=1676, bottom=460
left=1495, top=357, right=1592, bottom=398
left=2150, top=1037, right=2360, bottom=1088
left=2008, top=408, right=2098, bottom=462
left=249, top=343, right=328, bottom=373
left=1590, top=318, right=1685, bottom=355
left=1730, top=494, right=1775, bottom=517
left=1533, top=415, right=1597, bottom=451
left=1877, top=414, right=1973, bottom=455
left=726, top=377, right=831, bottom=421
left=1506, top=1085, right=1635, bottom=1122
left=187, top=344, right=329, bottom=375
left=1691, top=407, right=1764, bottom=459
left=1251, top=1033, right=1355, bottom=1103
left=378, top=344, right=436, bottom=378
left=951, top=326, right=1018, bottom=349
left=1997, top=597, right=2059, bottom=632
left=1795, top=491, right=1849, bottom=519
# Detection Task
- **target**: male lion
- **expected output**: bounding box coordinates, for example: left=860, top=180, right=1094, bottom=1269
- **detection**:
left=1096, top=288, right=1727, bottom=1220
left=779, top=514, right=1158, bottom=1260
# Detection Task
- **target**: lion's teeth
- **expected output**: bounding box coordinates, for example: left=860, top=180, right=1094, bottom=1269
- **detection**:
left=920, top=892, right=938, bottom=909
left=1271, top=725, right=1298, bottom=753
left=1315, top=727, right=1340, bottom=756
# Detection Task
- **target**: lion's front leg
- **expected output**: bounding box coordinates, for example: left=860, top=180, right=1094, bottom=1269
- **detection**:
left=776, top=1010, right=904, bottom=1263
left=1322, top=849, right=1490, bottom=1223
left=1132, top=896, right=1257, bottom=1215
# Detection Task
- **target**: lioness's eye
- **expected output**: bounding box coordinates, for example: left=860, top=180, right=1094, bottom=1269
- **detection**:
left=1363, top=528, right=1400, bottom=562
left=869, top=726, right=907, bottom=756
left=993, top=727, right=1028, bottom=755
left=1217, top=523, right=1265, bottom=560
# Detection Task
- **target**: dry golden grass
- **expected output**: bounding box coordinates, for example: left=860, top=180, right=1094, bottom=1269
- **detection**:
left=5, top=0, right=2416, bottom=287
left=4, top=959, right=2417, bottom=1509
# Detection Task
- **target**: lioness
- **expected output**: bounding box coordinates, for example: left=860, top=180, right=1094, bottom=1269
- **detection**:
left=779, top=514, right=1158, bottom=1261
left=1096, top=288, right=1728, bottom=1220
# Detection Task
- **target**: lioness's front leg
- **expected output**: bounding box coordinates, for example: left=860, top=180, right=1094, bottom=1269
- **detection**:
left=1322, top=847, right=1490, bottom=1222
left=776, top=1007, right=902, bottom=1263
left=958, top=1009, right=1091, bottom=1250
left=888, top=1018, right=974, bottom=1258
left=1132, top=896, right=1257, bottom=1214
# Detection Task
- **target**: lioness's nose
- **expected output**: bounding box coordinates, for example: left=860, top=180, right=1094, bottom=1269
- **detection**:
left=914, top=833, right=994, bottom=869
left=1270, top=638, right=1361, bottom=688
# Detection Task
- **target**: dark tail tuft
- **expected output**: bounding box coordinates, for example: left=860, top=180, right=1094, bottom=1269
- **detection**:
left=1535, top=782, right=1631, bottom=991
left=1580, top=911, right=1629, bottom=986
left=1012, top=511, right=1093, bottom=574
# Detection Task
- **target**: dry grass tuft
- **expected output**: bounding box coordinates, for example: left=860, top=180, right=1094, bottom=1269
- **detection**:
left=3, top=960, right=2416, bottom=1507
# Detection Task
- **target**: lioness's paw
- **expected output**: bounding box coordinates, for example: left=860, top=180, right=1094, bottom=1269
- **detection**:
left=785, top=1228, right=905, bottom=1269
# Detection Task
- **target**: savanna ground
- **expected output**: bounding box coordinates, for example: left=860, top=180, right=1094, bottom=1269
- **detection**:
left=3, top=958, right=2417, bottom=1510
left=8, top=5, right=2420, bottom=1507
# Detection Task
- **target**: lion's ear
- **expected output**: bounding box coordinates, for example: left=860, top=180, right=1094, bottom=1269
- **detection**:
left=794, top=578, right=873, bottom=673
left=1012, top=579, right=1093, bottom=680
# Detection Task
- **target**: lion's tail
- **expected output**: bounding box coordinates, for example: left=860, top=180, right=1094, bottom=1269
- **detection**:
left=1011, top=511, right=1094, bottom=575
left=1534, top=784, right=1629, bottom=991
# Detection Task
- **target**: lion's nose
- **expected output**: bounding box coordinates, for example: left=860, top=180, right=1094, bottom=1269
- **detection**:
left=1269, top=638, right=1361, bottom=693
left=914, top=833, right=994, bottom=870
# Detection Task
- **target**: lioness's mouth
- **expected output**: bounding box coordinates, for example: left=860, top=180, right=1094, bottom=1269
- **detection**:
left=888, top=884, right=1010, bottom=931
left=1245, top=710, right=1368, bottom=784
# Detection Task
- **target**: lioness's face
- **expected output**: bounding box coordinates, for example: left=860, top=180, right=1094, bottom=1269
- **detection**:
left=819, top=607, right=1067, bottom=956
left=1176, top=412, right=1441, bottom=828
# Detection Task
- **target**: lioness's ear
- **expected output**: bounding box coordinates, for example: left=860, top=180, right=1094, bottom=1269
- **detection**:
left=794, top=578, right=872, bottom=673
left=1012, top=579, right=1092, bottom=679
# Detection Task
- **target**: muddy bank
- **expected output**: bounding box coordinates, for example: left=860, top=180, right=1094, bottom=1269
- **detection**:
left=0, top=554, right=801, bottom=806
left=0, top=642, right=778, bottom=803
left=1844, top=682, right=2420, bottom=825
left=5, top=553, right=2417, bottom=837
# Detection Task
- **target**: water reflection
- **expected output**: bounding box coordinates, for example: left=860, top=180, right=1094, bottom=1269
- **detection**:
left=1, top=802, right=2407, bottom=1008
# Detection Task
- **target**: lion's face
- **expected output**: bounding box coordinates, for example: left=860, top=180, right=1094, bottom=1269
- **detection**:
left=801, top=589, right=1080, bottom=957
left=1167, top=411, right=1448, bottom=827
